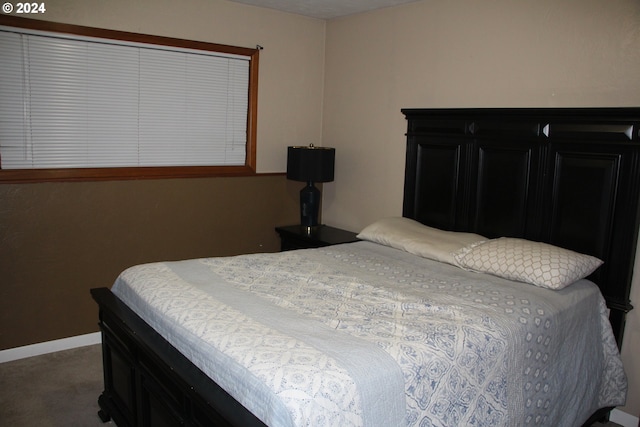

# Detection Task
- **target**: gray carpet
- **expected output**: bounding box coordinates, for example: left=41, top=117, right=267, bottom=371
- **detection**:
left=0, top=344, right=110, bottom=427
left=0, top=344, right=624, bottom=427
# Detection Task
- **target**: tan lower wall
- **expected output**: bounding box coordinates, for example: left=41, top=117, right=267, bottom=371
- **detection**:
left=0, top=175, right=299, bottom=350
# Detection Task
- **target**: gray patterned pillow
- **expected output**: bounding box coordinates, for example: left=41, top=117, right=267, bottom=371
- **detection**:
left=452, top=237, right=603, bottom=289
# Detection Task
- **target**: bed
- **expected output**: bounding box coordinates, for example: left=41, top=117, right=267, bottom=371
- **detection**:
left=92, top=107, right=640, bottom=427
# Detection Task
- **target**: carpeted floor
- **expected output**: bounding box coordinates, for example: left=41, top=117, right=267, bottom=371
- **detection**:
left=0, top=344, right=110, bottom=426
left=0, top=344, right=625, bottom=427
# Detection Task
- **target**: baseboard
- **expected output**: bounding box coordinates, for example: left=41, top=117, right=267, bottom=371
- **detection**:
left=0, top=332, right=102, bottom=364
left=611, top=409, right=639, bottom=427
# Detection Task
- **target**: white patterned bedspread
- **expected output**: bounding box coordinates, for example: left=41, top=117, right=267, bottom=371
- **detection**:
left=112, top=241, right=627, bottom=427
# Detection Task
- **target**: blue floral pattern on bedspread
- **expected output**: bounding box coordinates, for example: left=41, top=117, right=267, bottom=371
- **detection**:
left=112, top=241, right=626, bottom=427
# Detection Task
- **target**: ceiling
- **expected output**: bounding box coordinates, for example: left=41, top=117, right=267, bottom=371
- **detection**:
left=227, top=0, right=421, bottom=20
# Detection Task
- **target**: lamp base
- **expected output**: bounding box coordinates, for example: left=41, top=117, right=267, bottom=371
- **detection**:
left=300, top=182, right=321, bottom=228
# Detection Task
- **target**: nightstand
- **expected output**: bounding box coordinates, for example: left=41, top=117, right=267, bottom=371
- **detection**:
left=275, top=225, right=359, bottom=251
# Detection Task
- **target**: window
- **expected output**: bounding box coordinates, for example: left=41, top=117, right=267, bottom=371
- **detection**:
left=0, top=16, right=259, bottom=182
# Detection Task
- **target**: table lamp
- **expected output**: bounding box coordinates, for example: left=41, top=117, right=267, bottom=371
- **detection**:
left=287, top=144, right=335, bottom=230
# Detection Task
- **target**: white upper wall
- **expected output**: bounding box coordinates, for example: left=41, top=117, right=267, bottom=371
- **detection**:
left=322, top=0, right=640, bottom=232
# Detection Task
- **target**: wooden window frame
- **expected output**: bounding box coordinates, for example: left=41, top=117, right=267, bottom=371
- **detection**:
left=0, top=16, right=259, bottom=183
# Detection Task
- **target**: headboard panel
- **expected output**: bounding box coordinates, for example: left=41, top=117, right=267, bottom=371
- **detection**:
left=402, top=108, right=640, bottom=348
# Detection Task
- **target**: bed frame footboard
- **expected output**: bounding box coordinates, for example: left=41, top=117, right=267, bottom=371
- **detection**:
left=91, top=287, right=266, bottom=427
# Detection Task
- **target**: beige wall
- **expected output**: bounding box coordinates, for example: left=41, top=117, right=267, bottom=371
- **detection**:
left=321, top=0, right=640, bottom=418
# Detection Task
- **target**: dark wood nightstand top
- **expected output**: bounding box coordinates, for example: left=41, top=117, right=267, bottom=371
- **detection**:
left=275, top=225, right=359, bottom=251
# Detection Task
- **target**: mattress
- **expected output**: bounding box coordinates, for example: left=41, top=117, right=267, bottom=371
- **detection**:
left=112, top=241, right=627, bottom=427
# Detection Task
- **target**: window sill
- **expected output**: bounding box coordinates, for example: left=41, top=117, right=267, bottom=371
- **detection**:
left=0, top=165, right=258, bottom=183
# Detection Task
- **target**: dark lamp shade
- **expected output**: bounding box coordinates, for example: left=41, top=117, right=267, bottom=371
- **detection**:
left=287, top=146, right=335, bottom=183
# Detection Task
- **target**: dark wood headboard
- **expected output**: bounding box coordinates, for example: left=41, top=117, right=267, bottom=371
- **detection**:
left=401, top=107, right=640, bottom=348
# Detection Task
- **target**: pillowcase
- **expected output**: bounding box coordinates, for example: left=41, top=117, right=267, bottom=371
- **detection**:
left=452, top=237, right=603, bottom=289
left=357, top=217, right=485, bottom=265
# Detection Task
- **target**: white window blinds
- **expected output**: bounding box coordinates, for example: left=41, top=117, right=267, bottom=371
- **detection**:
left=0, top=27, right=250, bottom=170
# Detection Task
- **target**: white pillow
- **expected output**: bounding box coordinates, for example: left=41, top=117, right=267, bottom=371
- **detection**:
left=452, top=237, right=603, bottom=289
left=357, top=217, right=485, bottom=265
